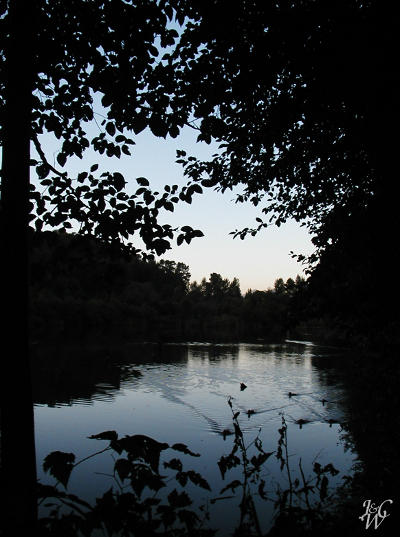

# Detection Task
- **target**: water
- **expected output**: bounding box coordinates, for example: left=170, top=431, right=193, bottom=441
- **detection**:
left=33, top=340, right=358, bottom=535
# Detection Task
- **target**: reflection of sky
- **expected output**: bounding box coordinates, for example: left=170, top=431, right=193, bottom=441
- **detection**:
left=35, top=342, right=356, bottom=536
left=32, top=123, right=314, bottom=291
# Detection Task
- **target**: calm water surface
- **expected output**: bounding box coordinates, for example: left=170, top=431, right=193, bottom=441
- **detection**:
left=34, top=340, right=357, bottom=535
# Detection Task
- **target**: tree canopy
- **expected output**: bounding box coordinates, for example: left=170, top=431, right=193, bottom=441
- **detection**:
left=171, top=1, right=397, bottom=256
left=2, top=1, right=396, bottom=263
left=1, top=0, right=206, bottom=257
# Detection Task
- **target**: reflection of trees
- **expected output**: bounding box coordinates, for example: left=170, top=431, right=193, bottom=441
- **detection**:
left=307, top=352, right=400, bottom=537
left=31, top=343, right=189, bottom=407
left=32, top=345, right=132, bottom=406
left=188, top=344, right=240, bottom=362
left=310, top=349, right=400, bottom=534
left=336, top=355, right=400, bottom=498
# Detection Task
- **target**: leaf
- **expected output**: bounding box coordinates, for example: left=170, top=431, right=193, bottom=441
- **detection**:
left=90, top=164, right=99, bottom=172
left=192, top=229, right=204, bottom=238
left=169, top=125, right=179, bottom=138
left=217, top=454, right=240, bottom=479
left=149, top=116, right=168, bottom=138
left=201, top=178, right=218, bottom=187
left=130, top=464, right=166, bottom=497
left=43, top=451, right=75, bottom=488
left=36, top=164, right=50, bottom=179
left=57, top=153, right=67, bottom=167
left=171, top=444, right=200, bottom=457
left=189, top=184, right=203, bottom=195
left=132, top=115, right=147, bottom=135
left=163, top=458, right=183, bottom=472
left=114, top=458, right=133, bottom=482
left=88, top=430, right=118, bottom=441
left=175, top=471, right=188, bottom=486
left=152, top=239, right=170, bottom=255
left=113, top=172, right=126, bottom=191
left=187, top=470, right=211, bottom=490
left=106, top=122, right=116, bottom=136
left=98, top=197, right=106, bottom=212
left=250, top=452, right=273, bottom=468
left=220, top=480, right=241, bottom=494
left=323, top=463, right=339, bottom=476
left=136, top=177, right=150, bottom=186
left=168, top=489, right=192, bottom=509
left=116, top=435, right=169, bottom=472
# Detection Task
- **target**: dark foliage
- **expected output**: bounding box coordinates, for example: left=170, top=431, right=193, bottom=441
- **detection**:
left=30, top=230, right=305, bottom=342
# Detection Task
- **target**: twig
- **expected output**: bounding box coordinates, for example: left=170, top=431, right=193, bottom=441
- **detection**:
left=73, top=446, right=112, bottom=469
left=32, top=135, right=67, bottom=178
left=299, top=458, right=311, bottom=510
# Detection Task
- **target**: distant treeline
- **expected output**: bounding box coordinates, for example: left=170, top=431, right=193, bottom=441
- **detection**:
left=29, top=230, right=307, bottom=342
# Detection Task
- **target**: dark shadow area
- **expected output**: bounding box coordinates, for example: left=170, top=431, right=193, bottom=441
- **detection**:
left=29, top=229, right=305, bottom=344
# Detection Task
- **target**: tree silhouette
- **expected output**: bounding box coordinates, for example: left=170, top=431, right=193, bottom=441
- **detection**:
left=1, top=2, right=201, bottom=533
left=174, top=1, right=398, bottom=243
left=172, top=0, right=399, bottom=346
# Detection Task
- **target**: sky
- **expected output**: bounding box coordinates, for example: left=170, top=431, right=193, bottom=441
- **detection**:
left=33, top=123, right=314, bottom=293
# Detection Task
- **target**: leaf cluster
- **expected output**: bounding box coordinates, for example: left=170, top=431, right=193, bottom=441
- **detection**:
left=40, top=430, right=214, bottom=536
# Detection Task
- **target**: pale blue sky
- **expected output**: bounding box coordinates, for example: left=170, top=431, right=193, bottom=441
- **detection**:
left=33, top=124, right=314, bottom=292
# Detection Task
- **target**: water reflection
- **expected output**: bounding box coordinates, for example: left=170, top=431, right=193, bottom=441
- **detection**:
left=33, top=340, right=358, bottom=536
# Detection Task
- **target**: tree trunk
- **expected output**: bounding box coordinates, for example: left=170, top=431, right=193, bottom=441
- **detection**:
left=1, top=1, right=37, bottom=535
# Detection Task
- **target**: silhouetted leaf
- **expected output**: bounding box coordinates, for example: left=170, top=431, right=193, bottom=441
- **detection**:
left=192, top=230, right=204, bottom=237
left=171, top=444, right=200, bottom=457
left=220, top=480, right=241, bottom=494
left=113, top=172, right=126, bottom=191
left=43, top=451, right=75, bottom=488
left=163, top=458, right=183, bottom=472
left=175, top=471, right=188, bottom=487
left=136, top=177, right=150, bottom=186
left=106, top=122, right=115, bottom=136
left=187, top=470, right=211, bottom=490
left=130, top=464, right=166, bottom=497
left=57, top=152, right=67, bottom=166
left=114, top=458, right=133, bottom=482
left=116, top=435, right=169, bottom=472
left=168, top=489, right=192, bottom=509
left=88, top=430, right=118, bottom=441
left=250, top=452, right=274, bottom=468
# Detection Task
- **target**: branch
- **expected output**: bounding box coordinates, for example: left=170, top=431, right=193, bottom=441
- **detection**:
left=32, top=135, right=67, bottom=178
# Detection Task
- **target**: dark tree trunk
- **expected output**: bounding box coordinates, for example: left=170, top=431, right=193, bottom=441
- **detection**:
left=1, top=1, right=37, bottom=535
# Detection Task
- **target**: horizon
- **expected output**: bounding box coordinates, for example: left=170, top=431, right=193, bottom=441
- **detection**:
left=32, top=124, right=314, bottom=292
